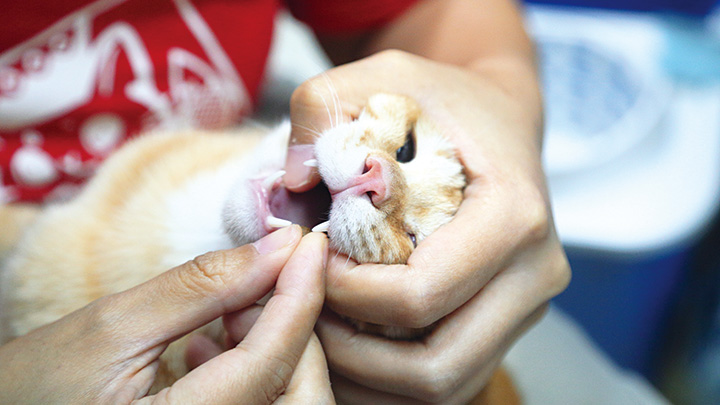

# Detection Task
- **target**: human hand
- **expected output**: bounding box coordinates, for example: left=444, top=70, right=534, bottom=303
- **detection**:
left=0, top=226, right=335, bottom=404
left=284, top=50, right=571, bottom=403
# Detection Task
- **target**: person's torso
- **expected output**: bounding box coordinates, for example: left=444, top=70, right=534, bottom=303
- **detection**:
left=1, top=0, right=278, bottom=202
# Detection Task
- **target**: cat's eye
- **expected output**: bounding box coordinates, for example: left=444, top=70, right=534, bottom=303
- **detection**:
left=395, top=129, right=415, bottom=163
left=408, top=233, right=417, bottom=248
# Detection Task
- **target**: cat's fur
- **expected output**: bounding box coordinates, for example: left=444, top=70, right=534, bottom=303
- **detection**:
left=0, top=94, right=518, bottom=403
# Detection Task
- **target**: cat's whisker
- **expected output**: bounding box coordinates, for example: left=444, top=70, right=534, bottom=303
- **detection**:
left=303, top=159, right=318, bottom=168
left=321, top=73, right=342, bottom=128
left=329, top=248, right=345, bottom=287
left=311, top=220, right=329, bottom=233
left=262, top=170, right=286, bottom=190
left=291, top=123, right=322, bottom=138
left=332, top=84, right=343, bottom=126
left=344, top=248, right=353, bottom=268
left=310, top=81, right=335, bottom=129
left=266, top=215, right=292, bottom=229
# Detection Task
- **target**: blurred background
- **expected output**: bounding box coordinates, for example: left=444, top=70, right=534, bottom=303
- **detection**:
left=262, top=0, right=720, bottom=403
left=520, top=1, right=720, bottom=403
left=522, top=1, right=720, bottom=404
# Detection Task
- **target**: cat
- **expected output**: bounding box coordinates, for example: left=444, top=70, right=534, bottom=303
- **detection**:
left=0, top=94, right=519, bottom=403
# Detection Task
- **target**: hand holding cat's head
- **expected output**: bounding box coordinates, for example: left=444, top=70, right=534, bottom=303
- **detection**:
left=315, top=94, right=465, bottom=264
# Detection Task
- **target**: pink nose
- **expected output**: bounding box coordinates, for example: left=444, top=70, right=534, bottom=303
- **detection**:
left=358, top=157, right=388, bottom=206
left=331, top=156, right=389, bottom=206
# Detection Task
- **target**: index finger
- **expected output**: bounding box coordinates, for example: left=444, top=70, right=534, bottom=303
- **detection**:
left=148, top=233, right=328, bottom=404
left=101, top=226, right=302, bottom=348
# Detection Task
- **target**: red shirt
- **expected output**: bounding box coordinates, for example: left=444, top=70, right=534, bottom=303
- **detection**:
left=0, top=0, right=416, bottom=202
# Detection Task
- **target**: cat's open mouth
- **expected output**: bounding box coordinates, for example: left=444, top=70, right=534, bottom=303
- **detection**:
left=253, top=170, right=331, bottom=233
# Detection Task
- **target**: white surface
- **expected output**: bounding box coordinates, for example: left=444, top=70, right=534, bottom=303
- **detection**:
left=549, top=85, right=720, bottom=254
left=528, top=7, right=673, bottom=176
left=505, top=306, right=670, bottom=404
left=527, top=6, right=720, bottom=254
left=262, top=13, right=330, bottom=103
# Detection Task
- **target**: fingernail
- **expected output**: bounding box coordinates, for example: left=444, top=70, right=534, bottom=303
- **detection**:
left=284, top=144, right=316, bottom=188
left=306, top=233, right=329, bottom=268
left=253, top=225, right=300, bottom=255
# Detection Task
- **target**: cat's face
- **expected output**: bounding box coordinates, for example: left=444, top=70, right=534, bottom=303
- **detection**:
left=223, top=94, right=465, bottom=265
left=314, top=94, right=465, bottom=264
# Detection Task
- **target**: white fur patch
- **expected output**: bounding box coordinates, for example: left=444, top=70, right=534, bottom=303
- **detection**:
left=161, top=160, right=243, bottom=268
left=161, top=121, right=291, bottom=267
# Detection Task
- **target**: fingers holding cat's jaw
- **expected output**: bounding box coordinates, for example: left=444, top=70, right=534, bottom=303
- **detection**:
left=324, top=179, right=569, bottom=329
left=317, top=258, right=552, bottom=403
left=327, top=365, right=497, bottom=405
left=319, top=175, right=569, bottom=401
left=138, top=233, right=329, bottom=405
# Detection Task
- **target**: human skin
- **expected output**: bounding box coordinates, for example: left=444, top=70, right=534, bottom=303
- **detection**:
left=0, top=227, right=335, bottom=404
left=283, top=0, right=572, bottom=403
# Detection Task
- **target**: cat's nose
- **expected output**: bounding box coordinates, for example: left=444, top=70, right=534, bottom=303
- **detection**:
left=358, top=156, right=389, bottom=207
left=328, top=156, right=390, bottom=206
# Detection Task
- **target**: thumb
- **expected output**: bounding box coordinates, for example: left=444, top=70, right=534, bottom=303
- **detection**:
left=285, top=50, right=420, bottom=192
left=139, top=233, right=329, bottom=405
left=284, top=75, right=358, bottom=192
left=105, top=225, right=303, bottom=347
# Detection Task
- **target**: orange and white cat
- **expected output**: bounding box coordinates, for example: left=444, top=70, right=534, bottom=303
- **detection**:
left=0, top=94, right=518, bottom=403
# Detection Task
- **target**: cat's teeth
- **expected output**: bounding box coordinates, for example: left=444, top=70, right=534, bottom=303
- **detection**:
left=263, top=170, right=286, bottom=190
left=303, top=159, right=318, bottom=167
left=266, top=215, right=292, bottom=229
left=311, top=221, right=329, bottom=233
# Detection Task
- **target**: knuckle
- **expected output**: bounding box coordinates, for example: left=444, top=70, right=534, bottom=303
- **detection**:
left=371, top=49, right=412, bottom=66
left=177, top=250, right=234, bottom=296
left=546, top=249, right=572, bottom=298
left=290, top=79, right=317, bottom=108
left=81, top=298, right=110, bottom=332
left=81, top=295, right=124, bottom=339
left=398, top=281, right=438, bottom=328
left=413, top=359, right=462, bottom=403
left=517, top=186, right=551, bottom=244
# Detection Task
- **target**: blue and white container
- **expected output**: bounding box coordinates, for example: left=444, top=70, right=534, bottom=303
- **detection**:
left=527, top=5, right=720, bottom=377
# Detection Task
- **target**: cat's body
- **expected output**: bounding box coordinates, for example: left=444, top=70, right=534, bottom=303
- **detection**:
left=0, top=94, right=518, bottom=403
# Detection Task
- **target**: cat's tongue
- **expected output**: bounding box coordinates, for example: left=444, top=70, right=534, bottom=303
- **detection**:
left=268, top=182, right=331, bottom=229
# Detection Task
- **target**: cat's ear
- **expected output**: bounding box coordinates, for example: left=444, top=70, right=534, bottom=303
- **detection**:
left=360, top=94, right=421, bottom=133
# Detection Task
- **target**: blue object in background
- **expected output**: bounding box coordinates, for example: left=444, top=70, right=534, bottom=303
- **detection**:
left=660, top=15, right=720, bottom=84
left=657, top=217, right=720, bottom=404
left=525, top=0, right=717, bottom=15
left=554, top=249, right=689, bottom=377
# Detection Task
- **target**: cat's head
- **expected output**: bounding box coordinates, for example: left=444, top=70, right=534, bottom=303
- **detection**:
left=223, top=94, right=465, bottom=266
left=315, top=94, right=466, bottom=264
